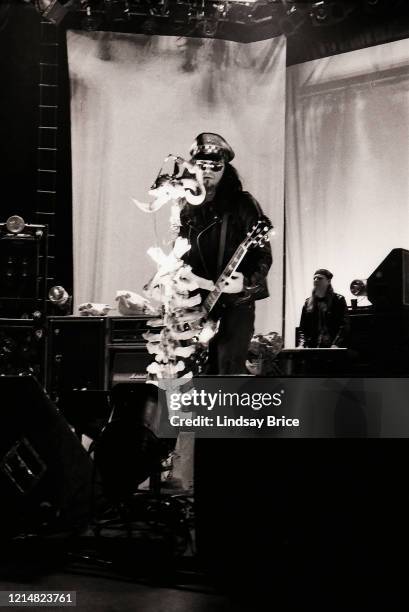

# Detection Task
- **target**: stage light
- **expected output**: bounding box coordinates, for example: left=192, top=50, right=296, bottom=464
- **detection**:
left=48, top=285, right=69, bottom=305
left=201, top=18, right=219, bottom=36
left=310, top=1, right=328, bottom=22
left=279, top=4, right=306, bottom=36
left=350, top=279, right=368, bottom=297
left=309, top=1, right=351, bottom=26
left=33, top=0, right=69, bottom=25
left=216, top=2, right=227, bottom=16
left=82, top=5, right=102, bottom=30
left=6, top=216, right=25, bottom=234
left=48, top=285, right=72, bottom=314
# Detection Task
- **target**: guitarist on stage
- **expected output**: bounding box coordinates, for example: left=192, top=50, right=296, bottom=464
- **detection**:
left=179, top=132, right=272, bottom=375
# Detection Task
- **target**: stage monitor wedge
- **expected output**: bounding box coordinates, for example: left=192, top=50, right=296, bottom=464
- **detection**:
left=0, top=376, right=94, bottom=538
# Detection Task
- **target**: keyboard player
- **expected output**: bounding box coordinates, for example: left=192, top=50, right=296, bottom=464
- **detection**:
left=297, top=269, right=350, bottom=349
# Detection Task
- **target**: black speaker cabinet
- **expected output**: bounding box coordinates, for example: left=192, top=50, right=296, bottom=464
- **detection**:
left=0, top=223, right=48, bottom=318
left=47, top=316, right=151, bottom=398
left=0, top=318, right=45, bottom=384
left=367, top=248, right=409, bottom=308
left=108, top=348, right=151, bottom=387
left=106, top=316, right=151, bottom=388
left=47, top=316, right=106, bottom=395
left=0, top=376, right=94, bottom=537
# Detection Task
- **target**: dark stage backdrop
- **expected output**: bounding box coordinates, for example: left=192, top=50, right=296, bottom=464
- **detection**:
left=0, top=6, right=39, bottom=221
left=67, top=32, right=286, bottom=336
left=0, top=6, right=73, bottom=293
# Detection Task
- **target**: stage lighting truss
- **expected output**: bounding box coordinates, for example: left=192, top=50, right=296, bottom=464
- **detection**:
left=74, top=0, right=285, bottom=28
left=309, top=1, right=356, bottom=26
left=279, top=1, right=356, bottom=31
left=33, top=0, right=407, bottom=34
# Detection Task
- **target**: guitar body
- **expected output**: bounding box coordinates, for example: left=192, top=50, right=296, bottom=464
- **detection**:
left=182, top=217, right=273, bottom=374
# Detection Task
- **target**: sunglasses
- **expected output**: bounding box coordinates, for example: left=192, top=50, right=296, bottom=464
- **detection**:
left=194, top=160, right=224, bottom=172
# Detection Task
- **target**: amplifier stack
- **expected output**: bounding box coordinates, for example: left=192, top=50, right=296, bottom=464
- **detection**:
left=46, top=315, right=151, bottom=397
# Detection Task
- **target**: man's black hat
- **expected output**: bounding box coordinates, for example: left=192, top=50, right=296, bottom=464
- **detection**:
left=314, top=268, right=333, bottom=280
left=190, top=133, right=235, bottom=162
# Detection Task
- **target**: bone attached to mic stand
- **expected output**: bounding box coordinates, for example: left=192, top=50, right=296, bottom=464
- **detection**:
left=143, top=238, right=216, bottom=390
left=131, top=155, right=216, bottom=398
left=132, top=154, right=206, bottom=221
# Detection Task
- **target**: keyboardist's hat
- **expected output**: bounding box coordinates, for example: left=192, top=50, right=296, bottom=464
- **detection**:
left=190, top=133, right=235, bottom=162
left=314, top=268, right=333, bottom=280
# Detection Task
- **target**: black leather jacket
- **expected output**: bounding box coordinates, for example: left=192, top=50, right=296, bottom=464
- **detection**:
left=298, top=290, right=350, bottom=348
left=179, top=191, right=272, bottom=306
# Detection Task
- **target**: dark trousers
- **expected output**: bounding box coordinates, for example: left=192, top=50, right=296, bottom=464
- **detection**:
left=206, top=302, right=255, bottom=375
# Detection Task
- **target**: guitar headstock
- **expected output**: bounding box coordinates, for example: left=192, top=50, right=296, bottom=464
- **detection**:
left=245, top=216, right=273, bottom=249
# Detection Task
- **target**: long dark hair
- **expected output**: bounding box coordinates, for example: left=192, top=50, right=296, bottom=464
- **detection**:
left=208, top=162, right=243, bottom=214
left=306, top=284, right=334, bottom=312
left=217, top=163, right=242, bottom=197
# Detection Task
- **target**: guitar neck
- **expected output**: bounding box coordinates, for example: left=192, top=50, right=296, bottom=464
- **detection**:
left=203, top=245, right=247, bottom=313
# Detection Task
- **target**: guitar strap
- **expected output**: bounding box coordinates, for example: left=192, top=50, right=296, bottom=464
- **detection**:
left=217, top=212, right=229, bottom=277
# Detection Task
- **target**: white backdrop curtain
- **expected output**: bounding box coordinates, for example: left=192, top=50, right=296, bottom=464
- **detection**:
left=285, top=39, right=409, bottom=346
left=67, top=32, right=286, bottom=336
